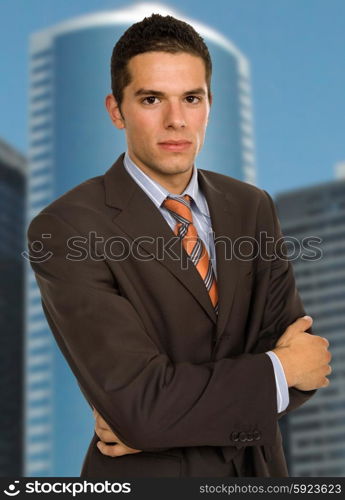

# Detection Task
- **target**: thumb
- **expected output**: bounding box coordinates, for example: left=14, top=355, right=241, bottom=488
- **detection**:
left=297, top=315, right=313, bottom=330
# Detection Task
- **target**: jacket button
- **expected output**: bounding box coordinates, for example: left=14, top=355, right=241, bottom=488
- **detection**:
left=239, top=432, right=247, bottom=442
left=253, top=430, right=261, bottom=440
left=231, top=432, right=239, bottom=442
left=246, top=432, right=253, bottom=441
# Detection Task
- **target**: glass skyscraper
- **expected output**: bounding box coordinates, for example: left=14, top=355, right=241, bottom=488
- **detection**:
left=276, top=175, right=345, bottom=476
left=26, top=3, right=257, bottom=475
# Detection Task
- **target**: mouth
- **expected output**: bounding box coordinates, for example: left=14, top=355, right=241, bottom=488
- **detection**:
left=158, top=140, right=192, bottom=152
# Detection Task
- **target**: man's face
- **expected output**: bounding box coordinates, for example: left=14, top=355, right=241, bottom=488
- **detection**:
left=109, top=51, right=211, bottom=180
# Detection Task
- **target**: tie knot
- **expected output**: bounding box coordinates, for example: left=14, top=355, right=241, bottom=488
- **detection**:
left=163, top=195, right=193, bottom=224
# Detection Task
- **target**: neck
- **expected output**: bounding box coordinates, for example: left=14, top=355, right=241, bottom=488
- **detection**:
left=148, top=170, right=193, bottom=194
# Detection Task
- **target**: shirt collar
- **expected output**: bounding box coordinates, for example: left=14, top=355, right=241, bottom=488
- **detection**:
left=124, top=151, right=210, bottom=217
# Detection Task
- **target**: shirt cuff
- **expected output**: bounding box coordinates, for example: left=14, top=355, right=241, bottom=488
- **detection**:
left=266, top=351, right=289, bottom=413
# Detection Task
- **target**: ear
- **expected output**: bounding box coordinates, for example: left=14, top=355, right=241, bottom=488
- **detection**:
left=208, top=92, right=213, bottom=108
left=105, top=94, right=125, bottom=129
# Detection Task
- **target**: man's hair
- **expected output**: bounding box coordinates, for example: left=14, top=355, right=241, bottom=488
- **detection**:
left=110, top=13, right=212, bottom=111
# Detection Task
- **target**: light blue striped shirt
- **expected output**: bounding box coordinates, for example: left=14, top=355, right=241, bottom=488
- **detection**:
left=124, top=151, right=217, bottom=276
left=123, top=151, right=289, bottom=413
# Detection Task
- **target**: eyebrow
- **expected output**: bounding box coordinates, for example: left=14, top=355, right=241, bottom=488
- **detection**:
left=134, top=87, right=207, bottom=98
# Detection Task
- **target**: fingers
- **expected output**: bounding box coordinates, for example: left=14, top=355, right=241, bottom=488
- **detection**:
left=93, top=406, right=143, bottom=457
left=93, top=407, right=111, bottom=431
left=95, top=427, right=118, bottom=443
left=93, top=407, right=120, bottom=444
left=93, top=408, right=119, bottom=442
left=321, top=363, right=332, bottom=387
left=322, top=377, right=330, bottom=388
left=96, top=441, right=142, bottom=457
left=312, top=335, right=330, bottom=349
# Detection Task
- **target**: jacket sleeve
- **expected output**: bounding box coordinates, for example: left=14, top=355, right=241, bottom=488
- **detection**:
left=252, top=190, right=316, bottom=419
left=27, top=210, right=278, bottom=451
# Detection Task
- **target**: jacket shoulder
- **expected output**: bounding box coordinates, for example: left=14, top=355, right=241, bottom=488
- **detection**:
left=42, top=174, right=104, bottom=214
left=199, top=169, right=278, bottom=232
left=199, top=168, right=268, bottom=203
left=27, top=173, right=109, bottom=242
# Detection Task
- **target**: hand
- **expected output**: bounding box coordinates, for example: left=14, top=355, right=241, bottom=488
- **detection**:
left=273, top=316, right=332, bottom=391
left=93, top=407, right=142, bottom=457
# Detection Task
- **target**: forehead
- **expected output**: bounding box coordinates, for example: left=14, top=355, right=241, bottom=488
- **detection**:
left=126, top=51, right=207, bottom=92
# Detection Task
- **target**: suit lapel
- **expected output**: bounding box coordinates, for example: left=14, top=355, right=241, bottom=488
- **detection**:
left=198, top=170, right=242, bottom=341
left=104, top=154, right=217, bottom=324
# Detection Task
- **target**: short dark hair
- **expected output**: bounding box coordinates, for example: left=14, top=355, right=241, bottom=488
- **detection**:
left=110, top=13, right=212, bottom=110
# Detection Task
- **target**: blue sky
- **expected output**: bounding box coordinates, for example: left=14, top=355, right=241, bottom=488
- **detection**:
left=1, top=0, right=344, bottom=196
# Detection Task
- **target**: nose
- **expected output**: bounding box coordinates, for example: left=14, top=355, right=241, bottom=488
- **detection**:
left=163, top=100, right=186, bottom=129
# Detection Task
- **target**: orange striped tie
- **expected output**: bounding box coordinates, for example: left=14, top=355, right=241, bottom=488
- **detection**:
left=163, top=194, right=218, bottom=312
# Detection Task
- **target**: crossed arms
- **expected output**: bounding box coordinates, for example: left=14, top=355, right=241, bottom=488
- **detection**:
left=27, top=191, right=330, bottom=453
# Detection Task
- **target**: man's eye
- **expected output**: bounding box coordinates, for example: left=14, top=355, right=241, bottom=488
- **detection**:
left=185, top=96, right=201, bottom=104
left=142, top=96, right=159, bottom=105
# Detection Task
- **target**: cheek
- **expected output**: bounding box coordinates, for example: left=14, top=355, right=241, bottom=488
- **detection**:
left=193, top=114, right=208, bottom=149
left=194, top=123, right=208, bottom=144
left=129, top=115, right=157, bottom=140
left=192, top=110, right=209, bottom=132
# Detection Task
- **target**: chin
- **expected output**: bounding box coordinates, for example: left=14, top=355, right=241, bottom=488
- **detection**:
left=163, top=154, right=194, bottom=168
left=164, top=163, right=193, bottom=175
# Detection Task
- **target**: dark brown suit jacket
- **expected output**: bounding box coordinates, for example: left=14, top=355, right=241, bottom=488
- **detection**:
left=28, top=153, right=315, bottom=477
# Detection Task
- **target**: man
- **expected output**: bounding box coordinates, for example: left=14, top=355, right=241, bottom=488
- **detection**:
left=27, top=14, right=331, bottom=477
